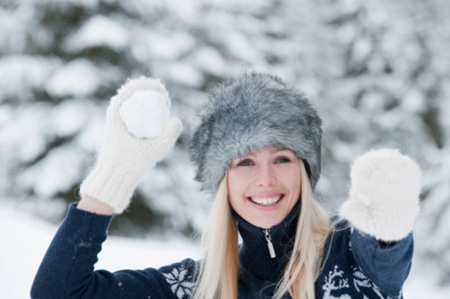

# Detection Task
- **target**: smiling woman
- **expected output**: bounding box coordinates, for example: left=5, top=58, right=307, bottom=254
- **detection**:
left=32, top=72, right=421, bottom=299
left=227, top=147, right=302, bottom=229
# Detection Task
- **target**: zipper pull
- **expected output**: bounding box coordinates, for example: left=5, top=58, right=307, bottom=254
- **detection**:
left=264, top=229, right=276, bottom=259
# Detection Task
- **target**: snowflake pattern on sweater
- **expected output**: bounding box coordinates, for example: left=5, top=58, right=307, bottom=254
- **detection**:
left=31, top=205, right=412, bottom=299
left=320, top=227, right=403, bottom=299
left=161, top=262, right=195, bottom=299
left=321, top=264, right=402, bottom=299
left=161, top=260, right=402, bottom=299
left=159, top=227, right=407, bottom=299
left=321, top=265, right=351, bottom=299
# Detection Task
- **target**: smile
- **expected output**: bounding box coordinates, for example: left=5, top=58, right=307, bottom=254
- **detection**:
left=248, top=195, right=285, bottom=206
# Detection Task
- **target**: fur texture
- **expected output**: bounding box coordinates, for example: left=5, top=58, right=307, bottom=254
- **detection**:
left=190, top=72, right=322, bottom=195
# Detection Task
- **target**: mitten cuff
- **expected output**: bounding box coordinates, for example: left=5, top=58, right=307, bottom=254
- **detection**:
left=80, top=163, right=141, bottom=213
left=340, top=197, right=419, bottom=242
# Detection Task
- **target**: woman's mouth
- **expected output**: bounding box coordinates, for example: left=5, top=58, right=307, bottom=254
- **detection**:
left=248, top=194, right=285, bottom=206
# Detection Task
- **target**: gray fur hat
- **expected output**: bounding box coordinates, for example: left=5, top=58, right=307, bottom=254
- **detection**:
left=190, top=72, right=322, bottom=195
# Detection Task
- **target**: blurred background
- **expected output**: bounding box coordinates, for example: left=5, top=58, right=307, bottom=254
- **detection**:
left=0, top=0, right=449, bottom=297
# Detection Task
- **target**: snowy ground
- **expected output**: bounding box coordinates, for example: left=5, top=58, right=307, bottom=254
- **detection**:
left=1, top=202, right=448, bottom=299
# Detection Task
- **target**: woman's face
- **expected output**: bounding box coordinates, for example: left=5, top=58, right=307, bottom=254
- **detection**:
left=227, top=146, right=302, bottom=229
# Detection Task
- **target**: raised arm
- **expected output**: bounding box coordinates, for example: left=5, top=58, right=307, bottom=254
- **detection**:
left=339, top=148, right=421, bottom=296
left=31, top=77, right=183, bottom=298
left=78, top=76, right=182, bottom=214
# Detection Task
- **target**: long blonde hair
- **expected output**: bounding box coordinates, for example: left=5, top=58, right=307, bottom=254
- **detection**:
left=193, top=162, right=332, bottom=299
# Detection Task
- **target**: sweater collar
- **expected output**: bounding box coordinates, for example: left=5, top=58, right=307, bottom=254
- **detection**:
left=233, top=200, right=300, bottom=283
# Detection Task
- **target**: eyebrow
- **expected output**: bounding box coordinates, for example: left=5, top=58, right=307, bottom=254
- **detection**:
left=247, top=147, right=290, bottom=157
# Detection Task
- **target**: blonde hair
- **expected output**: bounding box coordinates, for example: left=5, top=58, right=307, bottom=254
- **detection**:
left=193, top=162, right=332, bottom=299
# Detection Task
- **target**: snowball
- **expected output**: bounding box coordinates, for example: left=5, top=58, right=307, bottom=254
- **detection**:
left=119, top=90, right=170, bottom=139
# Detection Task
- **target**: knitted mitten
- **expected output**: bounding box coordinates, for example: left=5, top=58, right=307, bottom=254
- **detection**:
left=80, top=77, right=182, bottom=213
left=340, top=149, right=421, bottom=242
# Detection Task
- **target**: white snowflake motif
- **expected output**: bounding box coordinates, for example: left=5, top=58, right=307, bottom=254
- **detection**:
left=347, top=231, right=403, bottom=299
left=351, top=266, right=403, bottom=299
left=352, top=266, right=385, bottom=299
left=163, top=265, right=195, bottom=299
left=322, top=265, right=351, bottom=299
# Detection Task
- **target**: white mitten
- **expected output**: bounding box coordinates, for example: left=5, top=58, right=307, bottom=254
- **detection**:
left=340, top=149, right=421, bottom=242
left=80, top=77, right=182, bottom=213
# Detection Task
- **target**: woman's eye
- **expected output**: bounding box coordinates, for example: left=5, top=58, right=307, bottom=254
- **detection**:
left=238, top=159, right=253, bottom=166
left=276, top=157, right=291, bottom=163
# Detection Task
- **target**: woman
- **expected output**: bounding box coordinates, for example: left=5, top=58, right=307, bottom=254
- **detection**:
left=31, top=72, right=421, bottom=298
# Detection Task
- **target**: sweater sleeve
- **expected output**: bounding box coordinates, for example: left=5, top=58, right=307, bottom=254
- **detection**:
left=350, top=227, right=413, bottom=297
left=31, top=203, right=183, bottom=299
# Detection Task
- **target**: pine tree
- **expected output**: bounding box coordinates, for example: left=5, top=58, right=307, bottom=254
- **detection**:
left=0, top=0, right=449, bottom=285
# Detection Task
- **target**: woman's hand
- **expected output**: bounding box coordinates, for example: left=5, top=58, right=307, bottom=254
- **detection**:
left=340, top=148, right=422, bottom=242
left=78, top=77, right=182, bottom=214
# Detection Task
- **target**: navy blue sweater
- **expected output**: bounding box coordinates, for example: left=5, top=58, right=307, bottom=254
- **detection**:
left=31, top=203, right=412, bottom=298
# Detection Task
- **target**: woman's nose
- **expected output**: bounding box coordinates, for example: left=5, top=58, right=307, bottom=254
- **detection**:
left=254, top=165, right=276, bottom=187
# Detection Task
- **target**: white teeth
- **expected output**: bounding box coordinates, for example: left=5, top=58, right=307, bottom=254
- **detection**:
left=250, top=196, right=282, bottom=206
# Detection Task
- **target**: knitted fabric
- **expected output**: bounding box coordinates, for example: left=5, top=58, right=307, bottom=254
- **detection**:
left=340, top=148, right=422, bottom=241
left=80, top=77, right=182, bottom=213
left=32, top=204, right=413, bottom=298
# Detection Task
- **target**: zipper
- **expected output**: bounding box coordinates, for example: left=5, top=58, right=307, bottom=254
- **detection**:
left=263, top=229, right=276, bottom=259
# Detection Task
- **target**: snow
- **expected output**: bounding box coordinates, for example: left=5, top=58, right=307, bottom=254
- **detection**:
left=224, top=33, right=262, bottom=62
left=352, top=36, right=372, bottom=62
left=0, top=104, right=49, bottom=163
left=62, top=0, right=100, bottom=8
left=1, top=202, right=449, bottom=299
left=403, top=272, right=450, bottom=299
left=51, top=100, right=92, bottom=136
left=191, top=46, right=227, bottom=76
left=64, top=15, right=129, bottom=51
left=119, top=90, right=170, bottom=139
left=45, top=59, right=102, bottom=98
left=0, top=202, right=200, bottom=299
left=1, top=0, right=450, bottom=295
left=0, top=55, right=60, bottom=100
left=166, top=62, right=205, bottom=88
left=0, top=4, right=33, bottom=52
left=402, top=87, right=426, bottom=113
left=19, top=145, right=85, bottom=198
left=144, top=32, right=196, bottom=60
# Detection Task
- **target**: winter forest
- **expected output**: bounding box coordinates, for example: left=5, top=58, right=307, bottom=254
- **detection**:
left=0, top=0, right=449, bottom=297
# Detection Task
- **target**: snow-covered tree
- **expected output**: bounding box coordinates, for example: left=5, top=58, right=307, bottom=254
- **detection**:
left=0, top=0, right=449, bottom=285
